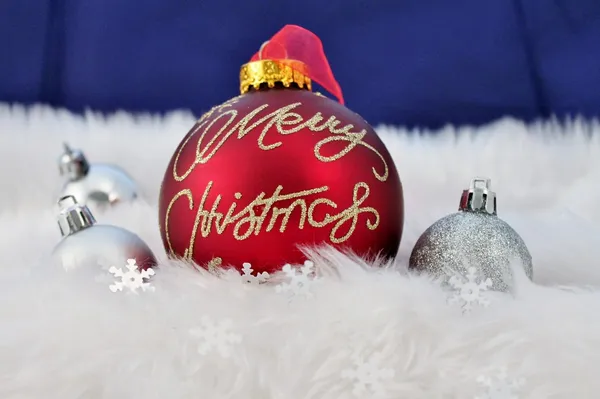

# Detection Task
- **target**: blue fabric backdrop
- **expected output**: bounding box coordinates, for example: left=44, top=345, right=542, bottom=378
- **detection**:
left=1, top=0, right=600, bottom=128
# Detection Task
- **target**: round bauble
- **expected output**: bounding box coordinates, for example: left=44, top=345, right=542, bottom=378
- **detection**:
left=52, top=196, right=156, bottom=271
left=58, top=143, right=139, bottom=210
left=158, top=87, right=403, bottom=274
left=409, top=178, right=532, bottom=292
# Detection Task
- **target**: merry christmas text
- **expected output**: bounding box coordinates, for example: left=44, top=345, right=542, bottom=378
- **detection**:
left=164, top=180, right=380, bottom=259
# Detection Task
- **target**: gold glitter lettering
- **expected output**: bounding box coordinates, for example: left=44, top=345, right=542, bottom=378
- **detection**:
left=163, top=181, right=380, bottom=257
left=164, top=189, right=194, bottom=259
left=172, top=101, right=389, bottom=183
left=207, top=257, right=223, bottom=274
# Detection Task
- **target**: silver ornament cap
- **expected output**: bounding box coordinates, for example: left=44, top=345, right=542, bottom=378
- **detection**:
left=59, top=143, right=90, bottom=181
left=57, top=195, right=97, bottom=236
left=409, top=177, right=533, bottom=293
left=52, top=196, right=157, bottom=272
left=458, top=177, right=496, bottom=215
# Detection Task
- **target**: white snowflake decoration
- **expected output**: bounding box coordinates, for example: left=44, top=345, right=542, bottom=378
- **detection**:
left=189, top=316, right=242, bottom=358
left=275, top=260, right=319, bottom=299
left=108, top=259, right=155, bottom=294
left=448, top=266, right=492, bottom=313
left=341, top=351, right=395, bottom=398
left=240, top=262, right=270, bottom=285
left=475, top=368, right=525, bottom=399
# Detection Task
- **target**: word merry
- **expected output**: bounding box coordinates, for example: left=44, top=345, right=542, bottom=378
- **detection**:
left=163, top=180, right=380, bottom=259
left=171, top=99, right=389, bottom=183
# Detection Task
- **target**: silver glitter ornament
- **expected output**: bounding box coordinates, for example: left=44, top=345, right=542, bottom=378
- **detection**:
left=58, top=143, right=139, bottom=209
left=52, top=195, right=157, bottom=271
left=409, top=177, right=533, bottom=292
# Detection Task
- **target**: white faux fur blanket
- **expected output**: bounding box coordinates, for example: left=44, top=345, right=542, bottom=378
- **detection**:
left=1, top=104, right=600, bottom=398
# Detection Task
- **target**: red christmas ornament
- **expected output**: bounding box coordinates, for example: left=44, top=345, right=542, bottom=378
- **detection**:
left=158, top=25, right=404, bottom=274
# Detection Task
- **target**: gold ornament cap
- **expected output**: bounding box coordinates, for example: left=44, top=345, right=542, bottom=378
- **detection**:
left=240, top=58, right=312, bottom=94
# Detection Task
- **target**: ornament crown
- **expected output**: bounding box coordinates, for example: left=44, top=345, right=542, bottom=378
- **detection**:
left=459, top=177, right=497, bottom=215
left=56, top=195, right=97, bottom=237
left=59, top=143, right=90, bottom=181
left=240, top=56, right=312, bottom=94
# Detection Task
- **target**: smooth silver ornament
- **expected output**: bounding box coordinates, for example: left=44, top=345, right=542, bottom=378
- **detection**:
left=58, top=143, right=139, bottom=209
left=52, top=195, right=156, bottom=271
left=409, top=177, right=533, bottom=292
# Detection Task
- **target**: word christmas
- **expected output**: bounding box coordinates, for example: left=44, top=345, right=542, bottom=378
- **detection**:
left=164, top=180, right=380, bottom=257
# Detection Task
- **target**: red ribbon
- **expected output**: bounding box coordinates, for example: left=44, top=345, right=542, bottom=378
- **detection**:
left=250, top=25, right=345, bottom=105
